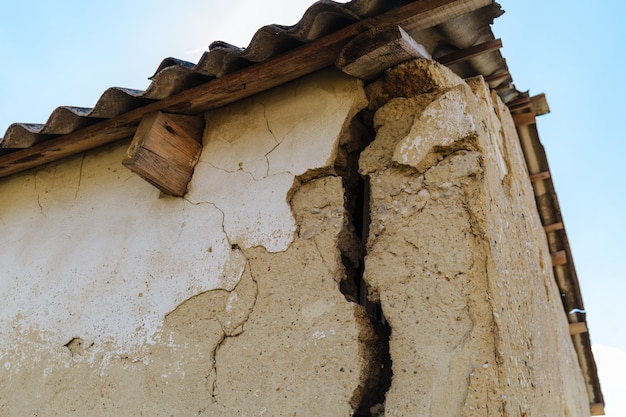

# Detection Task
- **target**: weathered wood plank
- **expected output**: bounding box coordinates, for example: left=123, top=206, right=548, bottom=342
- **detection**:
left=0, top=0, right=492, bottom=179
left=122, top=112, right=203, bottom=196
left=336, top=26, right=431, bottom=81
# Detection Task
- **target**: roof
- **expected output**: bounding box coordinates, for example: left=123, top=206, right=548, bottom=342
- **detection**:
left=0, top=0, right=604, bottom=413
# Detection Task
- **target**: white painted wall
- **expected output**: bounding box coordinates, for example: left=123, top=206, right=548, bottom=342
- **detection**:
left=0, top=69, right=366, bottom=367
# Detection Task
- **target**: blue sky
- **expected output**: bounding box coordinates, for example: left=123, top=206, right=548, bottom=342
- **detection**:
left=1, top=0, right=624, bottom=414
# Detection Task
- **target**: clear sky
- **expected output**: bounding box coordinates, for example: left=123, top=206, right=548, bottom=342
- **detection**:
left=1, top=0, right=624, bottom=414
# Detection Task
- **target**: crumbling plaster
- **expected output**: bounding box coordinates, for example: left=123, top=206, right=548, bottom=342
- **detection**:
left=360, top=59, right=589, bottom=417
left=0, top=59, right=592, bottom=417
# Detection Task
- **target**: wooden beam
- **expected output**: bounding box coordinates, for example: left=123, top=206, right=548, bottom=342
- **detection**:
left=0, top=0, right=491, bottom=179
left=336, top=26, right=432, bottom=81
left=122, top=112, right=203, bottom=197
left=543, top=222, right=564, bottom=233
left=531, top=93, right=550, bottom=116
left=484, top=70, right=510, bottom=84
left=508, top=102, right=533, bottom=112
left=569, top=322, right=588, bottom=335
left=529, top=171, right=550, bottom=182
left=436, top=38, right=502, bottom=66
left=551, top=250, right=567, bottom=267
left=505, top=95, right=530, bottom=108
left=512, top=112, right=536, bottom=126
left=590, top=402, right=605, bottom=416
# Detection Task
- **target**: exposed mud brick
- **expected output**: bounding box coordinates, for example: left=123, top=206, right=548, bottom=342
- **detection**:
left=212, top=176, right=380, bottom=416
left=360, top=71, right=590, bottom=417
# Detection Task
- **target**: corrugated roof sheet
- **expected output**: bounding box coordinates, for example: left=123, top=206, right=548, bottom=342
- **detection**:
left=0, top=0, right=389, bottom=149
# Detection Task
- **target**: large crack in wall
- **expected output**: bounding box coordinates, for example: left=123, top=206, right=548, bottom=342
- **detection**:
left=357, top=58, right=590, bottom=417
left=0, top=60, right=591, bottom=417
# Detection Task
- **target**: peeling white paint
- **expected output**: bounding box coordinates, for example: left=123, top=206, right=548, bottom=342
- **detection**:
left=0, top=69, right=367, bottom=381
left=0, top=143, right=246, bottom=358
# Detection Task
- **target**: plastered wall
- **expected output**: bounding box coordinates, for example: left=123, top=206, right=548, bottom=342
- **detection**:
left=0, top=61, right=590, bottom=416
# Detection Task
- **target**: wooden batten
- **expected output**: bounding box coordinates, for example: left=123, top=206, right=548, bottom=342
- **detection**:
left=569, top=322, right=588, bottom=335
left=529, top=170, right=551, bottom=182
left=336, top=26, right=431, bottom=81
left=543, top=222, right=564, bottom=233
left=550, top=250, right=568, bottom=267
left=123, top=112, right=203, bottom=197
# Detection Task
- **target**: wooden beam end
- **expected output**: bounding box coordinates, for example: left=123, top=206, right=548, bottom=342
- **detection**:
left=590, top=402, right=605, bottom=416
left=336, top=26, right=431, bottom=81
left=123, top=112, right=203, bottom=197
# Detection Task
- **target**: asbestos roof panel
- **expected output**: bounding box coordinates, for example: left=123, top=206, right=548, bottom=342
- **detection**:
left=0, top=0, right=388, bottom=149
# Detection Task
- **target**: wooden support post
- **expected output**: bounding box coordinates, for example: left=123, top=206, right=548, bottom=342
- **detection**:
left=336, top=26, right=431, bottom=81
left=529, top=171, right=551, bottom=182
left=122, top=112, right=203, bottom=197
left=543, top=222, right=564, bottom=233
left=569, top=322, right=588, bottom=335
left=436, top=38, right=502, bottom=66
left=550, top=250, right=567, bottom=267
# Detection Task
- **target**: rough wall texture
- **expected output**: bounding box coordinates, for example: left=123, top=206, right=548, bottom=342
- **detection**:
left=360, top=59, right=589, bottom=416
left=0, top=61, right=590, bottom=416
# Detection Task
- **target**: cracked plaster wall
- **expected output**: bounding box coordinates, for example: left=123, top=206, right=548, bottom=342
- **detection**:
left=0, top=59, right=590, bottom=417
left=0, top=69, right=374, bottom=416
left=360, top=59, right=589, bottom=417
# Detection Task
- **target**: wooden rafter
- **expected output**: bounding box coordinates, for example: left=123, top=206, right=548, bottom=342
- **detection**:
left=543, top=222, right=564, bottom=233
left=551, top=250, right=567, bottom=267
left=529, top=171, right=551, bottom=182
left=436, top=38, right=502, bottom=66
left=512, top=112, right=536, bottom=126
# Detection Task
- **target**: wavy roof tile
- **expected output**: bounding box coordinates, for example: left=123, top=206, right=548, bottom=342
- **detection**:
left=1, top=0, right=388, bottom=149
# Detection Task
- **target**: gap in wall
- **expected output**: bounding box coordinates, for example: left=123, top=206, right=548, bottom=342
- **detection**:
left=334, top=111, right=393, bottom=416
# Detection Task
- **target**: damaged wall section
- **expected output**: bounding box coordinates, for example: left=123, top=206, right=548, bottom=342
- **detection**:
left=0, top=60, right=592, bottom=416
left=360, top=59, right=590, bottom=417
left=0, top=69, right=384, bottom=416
